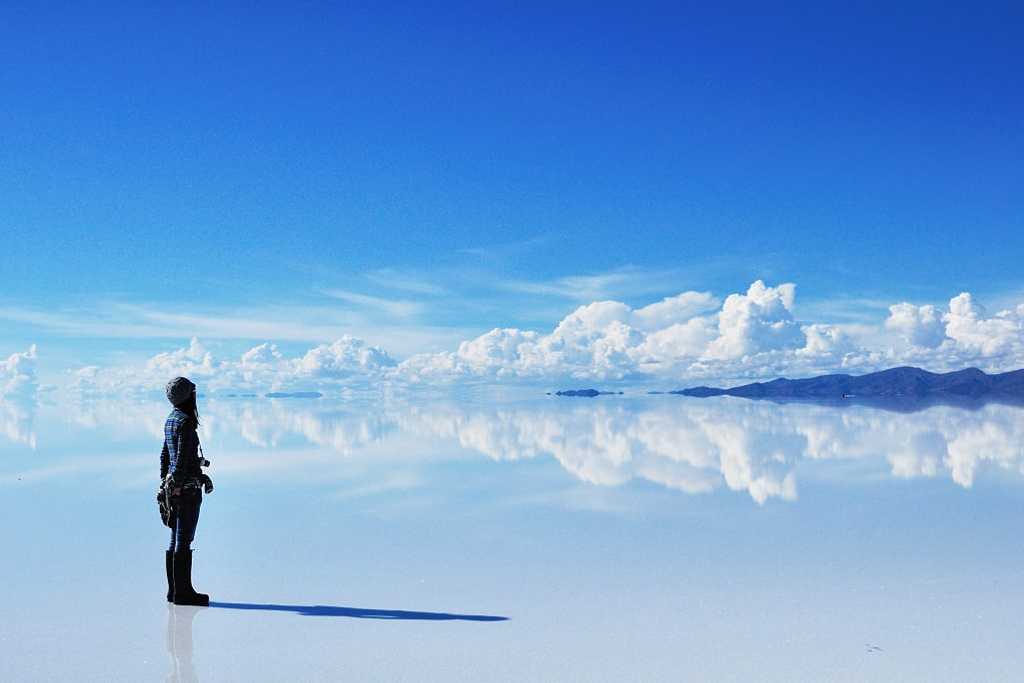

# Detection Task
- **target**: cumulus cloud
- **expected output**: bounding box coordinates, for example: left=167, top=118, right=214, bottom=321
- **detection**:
left=943, top=293, right=1022, bottom=355
left=296, top=336, right=398, bottom=378
left=886, top=303, right=946, bottom=348
left=1, top=345, right=39, bottom=401
left=63, top=281, right=1024, bottom=394
left=885, top=293, right=1024, bottom=367
left=70, top=336, right=398, bottom=397
left=799, top=323, right=854, bottom=356
left=630, top=291, right=720, bottom=330
left=704, top=281, right=801, bottom=360
left=146, top=337, right=216, bottom=379
left=397, top=280, right=862, bottom=383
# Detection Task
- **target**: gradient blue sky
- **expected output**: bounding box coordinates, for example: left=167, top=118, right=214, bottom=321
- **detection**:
left=2, top=2, right=1022, bottom=373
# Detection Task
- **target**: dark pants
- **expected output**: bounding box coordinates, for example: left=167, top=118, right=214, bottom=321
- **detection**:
left=168, top=490, right=202, bottom=552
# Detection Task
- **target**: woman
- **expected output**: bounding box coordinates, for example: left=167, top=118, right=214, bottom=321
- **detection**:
left=161, top=376, right=212, bottom=606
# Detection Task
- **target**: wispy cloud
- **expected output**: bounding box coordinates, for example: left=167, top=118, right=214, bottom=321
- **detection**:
left=363, top=269, right=448, bottom=295
left=321, top=289, right=423, bottom=318
left=0, top=303, right=478, bottom=357
left=498, top=266, right=688, bottom=301
left=456, top=234, right=554, bottom=261
left=332, top=471, right=424, bottom=500
left=797, top=296, right=897, bottom=324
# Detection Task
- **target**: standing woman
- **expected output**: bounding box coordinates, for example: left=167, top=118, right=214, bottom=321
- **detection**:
left=161, top=377, right=212, bottom=606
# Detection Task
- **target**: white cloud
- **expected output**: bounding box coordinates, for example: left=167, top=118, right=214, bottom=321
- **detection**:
left=69, top=335, right=397, bottom=397
left=295, top=336, right=397, bottom=378
left=499, top=266, right=688, bottom=301
left=454, top=328, right=542, bottom=378
left=1, top=345, right=39, bottom=401
left=704, top=281, right=801, bottom=360
left=632, top=318, right=718, bottom=369
left=799, top=324, right=853, bottom=356
left=363, top=269, right=448, bottom=295
left=943, top=293, right=1021, bottom=356
left=0, top=302, right=475, bottom=358
left=630, top=291, right=720, bottom=331
left=884, top=293, right=1024, bottom=366
left=0, top=399, right=36, bottom=448
left=397, top=280, right=868, bottom=383
left=59, top=280, right=1024, bottom=394
left=146, top=336, right=216, bottom=378
left=886, top=302, right=946, bottom=348
left=0, top=346, right=41, bottom=448
left=240, top=342, right=283, bottom=367
left=321, top=289, right=423, bottom=318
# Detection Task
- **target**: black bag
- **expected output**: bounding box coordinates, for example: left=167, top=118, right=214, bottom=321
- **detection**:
left=156, top=485, right=175, bottom=528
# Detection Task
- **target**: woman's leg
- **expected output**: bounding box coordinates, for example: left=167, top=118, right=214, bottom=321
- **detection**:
left=171, top=493, right=208, bottom=605
left=166, top=522, right=176, bottom=601
left=174, top=495, right=201, bottom=551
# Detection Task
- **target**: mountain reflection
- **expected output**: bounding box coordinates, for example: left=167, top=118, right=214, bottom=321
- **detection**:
left=6, top=397, right=1024, bottom=503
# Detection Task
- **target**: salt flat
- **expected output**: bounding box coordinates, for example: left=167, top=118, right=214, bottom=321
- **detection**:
left=1, top=395, right=1022, bottom=681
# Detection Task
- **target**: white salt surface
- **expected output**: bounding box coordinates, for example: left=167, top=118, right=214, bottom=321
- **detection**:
left=1, top=396, right=1023, bottom=681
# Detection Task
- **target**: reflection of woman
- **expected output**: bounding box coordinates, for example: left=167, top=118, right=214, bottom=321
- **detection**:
left=161, top=377, right=211, bottom=606
left=166, top=604, right=200, bottom=683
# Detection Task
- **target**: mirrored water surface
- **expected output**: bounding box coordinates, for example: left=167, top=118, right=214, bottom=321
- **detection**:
left=2, top=395, right=1023, bottom=681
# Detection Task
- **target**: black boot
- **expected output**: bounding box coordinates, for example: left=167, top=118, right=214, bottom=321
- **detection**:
left=172, top=550, right=210, bottom=606
left=165, top=550, right=174, bottom=602
left=183, top=551, right=210, bottom=605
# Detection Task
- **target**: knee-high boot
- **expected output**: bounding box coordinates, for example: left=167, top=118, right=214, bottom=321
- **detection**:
left=172, top=550, right=210, bottom=606
left=165, top=550, right=174, bottom=602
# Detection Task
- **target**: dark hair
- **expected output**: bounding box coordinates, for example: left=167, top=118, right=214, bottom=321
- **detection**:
left=175, top=392, right=200, bottom=427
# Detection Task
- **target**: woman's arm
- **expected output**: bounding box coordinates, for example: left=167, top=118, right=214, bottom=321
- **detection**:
left=160, top=441, right=169, bottom=480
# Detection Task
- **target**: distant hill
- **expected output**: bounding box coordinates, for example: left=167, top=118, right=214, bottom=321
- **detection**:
left=549, top=389, right=624, bottom=397
left=672, top=367, right=1024, bottom=399
left=264, top=391, right=323, bottom=398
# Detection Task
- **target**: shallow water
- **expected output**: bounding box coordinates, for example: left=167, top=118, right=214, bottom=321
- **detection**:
left=1, top=395, right=1023, bottom=681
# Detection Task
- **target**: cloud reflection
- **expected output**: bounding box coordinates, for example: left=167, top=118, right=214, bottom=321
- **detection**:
left=8, top=397, right=1024, bottom=503
left=208, top=398, right=1024, bottom=503
left=0, top=400, right=36, bottom=449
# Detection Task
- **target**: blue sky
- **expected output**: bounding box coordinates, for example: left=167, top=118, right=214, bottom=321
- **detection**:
left=2, top=2, right=1022, bottom=385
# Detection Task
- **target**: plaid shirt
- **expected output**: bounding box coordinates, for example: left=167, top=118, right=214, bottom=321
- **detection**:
left=160, top=408, right=202, bottom=485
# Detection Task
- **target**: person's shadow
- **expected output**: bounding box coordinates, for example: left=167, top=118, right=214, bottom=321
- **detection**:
left=208, top=601, right=508, bottom=622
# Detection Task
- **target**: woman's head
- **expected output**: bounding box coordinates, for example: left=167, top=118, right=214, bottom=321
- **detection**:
left=165, top=376, right=200, bottom=425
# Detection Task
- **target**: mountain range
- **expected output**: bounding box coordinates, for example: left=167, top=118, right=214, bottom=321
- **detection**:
left=672, top=367, right=1024, bottom=399
left=550, top=389, right=623, bottom=397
